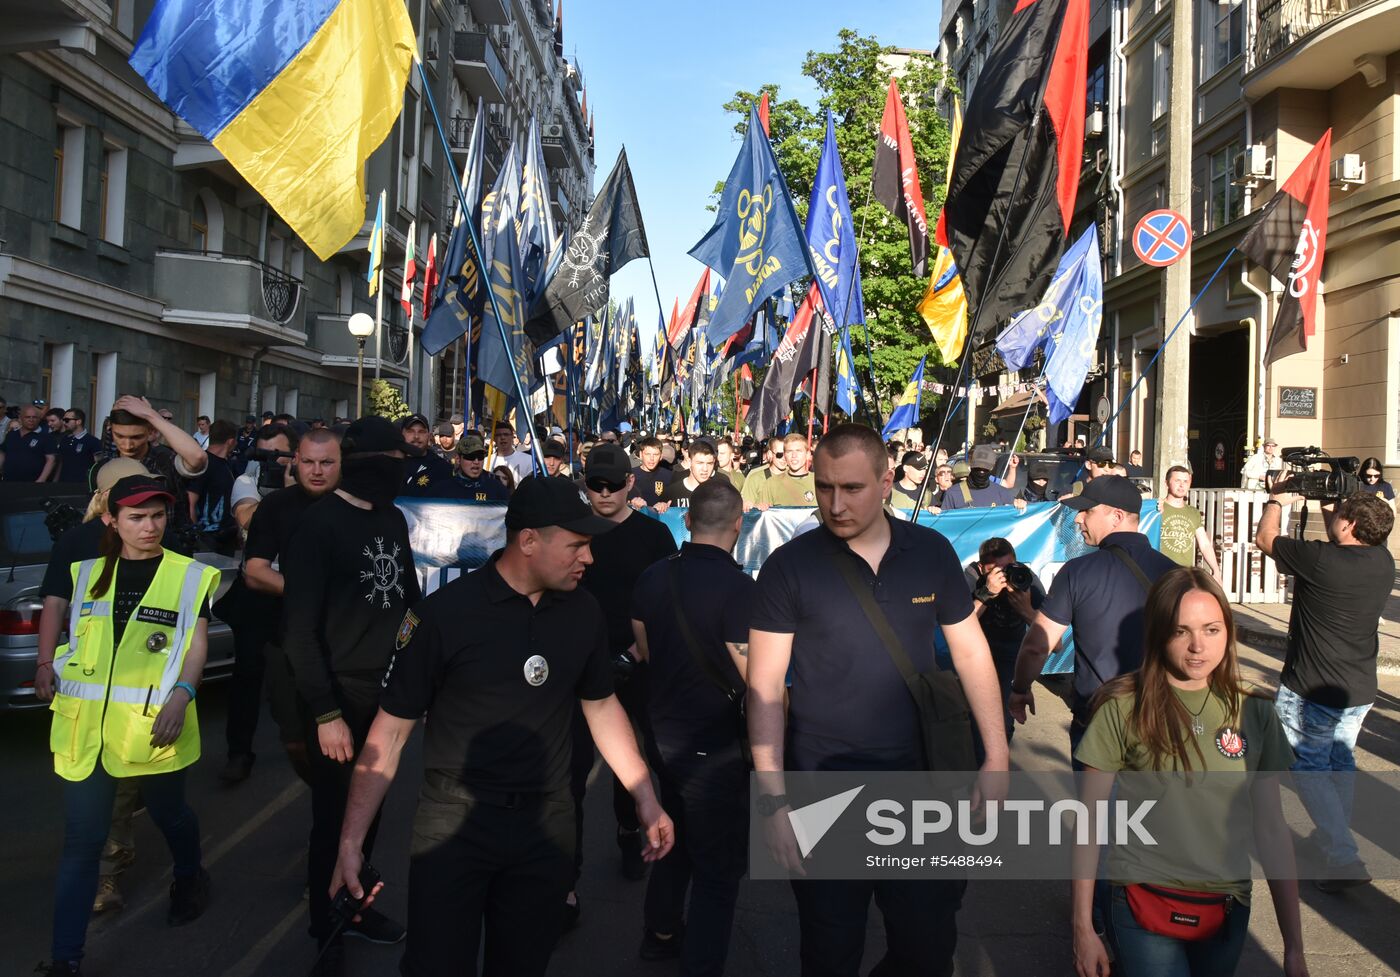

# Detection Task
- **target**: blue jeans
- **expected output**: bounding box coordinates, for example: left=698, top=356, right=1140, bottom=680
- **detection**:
left=1106, top=885, right=1250, bottom=977
left=1274, top=684, right=1372, bottom=867
left=51, top=765, right=201, bottom=962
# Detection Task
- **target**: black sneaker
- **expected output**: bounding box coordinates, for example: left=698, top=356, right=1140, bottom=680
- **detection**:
left=618, top=828, right=648, bottom=881
left=35, top=962, right=81, bottom=977
left=345, top=906, right=406, bottom=945
left=310, top=936, right=345, bottom=977
left=167, top=867, right=211, bottom=926
left=219, top=754, right=254, bottom=784
left=1316, top=862, right=1372, bottom=894
left=639, top=925, right=683, bottom=961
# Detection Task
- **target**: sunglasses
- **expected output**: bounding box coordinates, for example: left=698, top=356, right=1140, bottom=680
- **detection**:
left=461, top=452, right=487, bottom=461
left=31, top=399, right=46, bottom=407
left=586, top=477, right=626, bottom=494
left=773, top=451, right=784, bottom=458
left=1364, top=472, right=1381, bottom=479
left=63, top=416, right=78, bottom=422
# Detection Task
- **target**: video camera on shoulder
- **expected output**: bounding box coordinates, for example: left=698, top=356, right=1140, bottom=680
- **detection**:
left=1273, top=447, right=1360, bottom=501
left=248, top=446, right=295, bottom=492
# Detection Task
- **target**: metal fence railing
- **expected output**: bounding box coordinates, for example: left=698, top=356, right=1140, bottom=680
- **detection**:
left=1249, top=0, right=1372, bottom=71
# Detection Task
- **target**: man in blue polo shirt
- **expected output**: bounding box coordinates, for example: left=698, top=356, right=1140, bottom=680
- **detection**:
left=55, top=408, right=102, bottom=483
left=0, top=403, right=57, bottom=482
left=1007, top=474, right=1175, bottom=763
left=748, top=423, right=1008, bottom=977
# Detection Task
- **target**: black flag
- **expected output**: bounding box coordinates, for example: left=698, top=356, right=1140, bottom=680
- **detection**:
left=745, top=288, right=819, bottom=440
left=943, top=0, right=1089, bottom=341
left=528, top=148, right=649, bottom=346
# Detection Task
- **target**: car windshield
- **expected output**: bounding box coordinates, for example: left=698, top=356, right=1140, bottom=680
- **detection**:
left=1, top=509, right=56, bottom=565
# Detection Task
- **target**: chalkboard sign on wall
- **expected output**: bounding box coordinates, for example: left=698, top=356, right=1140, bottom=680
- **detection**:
left=1278, top=386, right=1317, bottom=418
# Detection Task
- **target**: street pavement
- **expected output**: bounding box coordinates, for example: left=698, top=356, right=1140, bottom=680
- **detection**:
left=2, top=627, right=1397, bottom=977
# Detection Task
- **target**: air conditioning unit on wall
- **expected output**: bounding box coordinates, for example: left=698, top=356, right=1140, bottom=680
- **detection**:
left=1330, top=153, right=1365, bottom=187
left=1086, top=107, right=1105, bottom=138
left=1232, top=144, right=1273, bottom=186
left=542, top=123, right=564, bottom=138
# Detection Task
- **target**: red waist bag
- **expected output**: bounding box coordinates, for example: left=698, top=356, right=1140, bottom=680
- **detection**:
left=1124, top=884, right=1233, bottom=941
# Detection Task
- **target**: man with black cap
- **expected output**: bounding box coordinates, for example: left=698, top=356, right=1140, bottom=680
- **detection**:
left=425, top=433, right=509, bottom=501
left=890, top=451, right=930, bottom=510
left=574, top=442, right=678, bottom=896
left=432, top=421, right=456, bottom=458
left=942, top=445, right=1027, bottom=511
left=1020, top=462, right=1054, bottom=503
left=399, top=413, right=452, bottom=497
left=330, top=476, right=675, bottom=977
left=541, top=439, right=570, bottom=478
left=282, top=415, right=420, bottom=974
left=1007, top=474, right=1175, bottom=763
left=1069, top=446, right=1115, bottom=496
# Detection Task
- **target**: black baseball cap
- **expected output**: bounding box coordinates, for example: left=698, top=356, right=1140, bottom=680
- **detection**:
left=434, top=421, right=455, bottom=437
left=107, top=474, right=175, bottom=510
left=969, top=444, right=998, bottom=470
left=400, top=413, right=430, bottom=431
left=506, top=476, right=615, bottom=535
left=1059, top=474, right=1142, bottom=514
left=584, top=443, right=631, bottom=483
left=1087, top=447, right=1115, bottom=465
left=342, top=415, right=404, bottom=454
left=542, top=440, right=568, bottom=459
left=1029, top=462, right=1054, bottom=482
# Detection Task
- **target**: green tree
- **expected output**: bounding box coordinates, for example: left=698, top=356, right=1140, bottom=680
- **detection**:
left=718, top=30, right=957, bottom=430
left=368, top=378, right=410, bottom=421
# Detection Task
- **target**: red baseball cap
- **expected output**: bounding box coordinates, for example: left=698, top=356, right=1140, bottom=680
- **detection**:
left=107, top=474, right=175, bottom=510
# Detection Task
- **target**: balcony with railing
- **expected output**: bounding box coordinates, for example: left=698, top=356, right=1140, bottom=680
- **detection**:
left=1244, top=0, right=1400, bottom=97
left=447, top=115, right=506, bottom=177
left=461, top=0, right=509, bottom=26
left=453, top=29, right=508, bottom=103
left=313, top=314, right=409, bottom=378
left=155, top=250, right=307, bottom=345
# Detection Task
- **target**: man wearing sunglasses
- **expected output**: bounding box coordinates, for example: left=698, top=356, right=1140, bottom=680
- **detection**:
left=571, top=443, right=679, bottom=911
left=55, top=408, right=102, bottom=483
left=425, top=434, right=508, bottom=501
left=741, top=436, right=787, bottom=511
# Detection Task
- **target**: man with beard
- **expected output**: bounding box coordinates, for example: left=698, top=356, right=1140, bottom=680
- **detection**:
left=283, top=417, right=420, bottom=974
left=223, top=429, right=342, bottom=784
left=399, top=414, right=452, bottom=497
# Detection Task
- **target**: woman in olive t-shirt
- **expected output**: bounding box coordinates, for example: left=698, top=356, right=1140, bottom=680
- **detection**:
left=1070, top=568, right=1310, bottom=977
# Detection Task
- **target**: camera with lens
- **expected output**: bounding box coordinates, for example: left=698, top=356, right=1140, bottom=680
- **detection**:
left=977, top=561, right=1035, bottom=600
left=1274, top=447, right=1360, bottom=501
left=248, top=446, right=295, bottom=492
left=42, top=498, right=85, bottom=542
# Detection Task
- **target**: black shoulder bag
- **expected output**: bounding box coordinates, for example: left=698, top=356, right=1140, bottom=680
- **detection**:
left=831, top=555, right=976, bottom=772
left=665, top=557, right=750, bottom=762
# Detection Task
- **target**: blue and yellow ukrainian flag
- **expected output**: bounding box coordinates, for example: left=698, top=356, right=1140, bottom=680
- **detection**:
left=920, top=98, right=968, bottom=363
left=881, top=356, right=926, bottom=439
left=367, top=190, right=385, bottom=295
left=131, top=0, right=416, bottom=260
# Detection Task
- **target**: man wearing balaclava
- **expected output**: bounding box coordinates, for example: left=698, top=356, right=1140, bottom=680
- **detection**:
left=281, top=415, right=422, bottom=965
left=1020, top=462, right=1055, bottom=503
left=942, top=444, right=1028, bottom=511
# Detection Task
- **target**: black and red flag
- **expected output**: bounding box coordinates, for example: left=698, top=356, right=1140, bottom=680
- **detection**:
left=873, top=78, right=930, bottom=279
left=1239, top=129, right=1331, bottom=363
left=942, top=0, right=1089, bottom=341
left=745, top=288, right=819, bottom=440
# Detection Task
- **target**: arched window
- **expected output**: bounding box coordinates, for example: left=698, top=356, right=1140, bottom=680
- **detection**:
left=192, top=195, right=207, bottom=252
left=193, top=187, right=224, bottom=252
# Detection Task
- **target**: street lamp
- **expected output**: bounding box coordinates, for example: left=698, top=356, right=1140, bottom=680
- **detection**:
left=347, top=312, right=375, bottom=418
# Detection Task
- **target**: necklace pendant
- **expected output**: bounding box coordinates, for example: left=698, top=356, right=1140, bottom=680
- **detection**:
left=1192, top=720, right=1204, bottom=736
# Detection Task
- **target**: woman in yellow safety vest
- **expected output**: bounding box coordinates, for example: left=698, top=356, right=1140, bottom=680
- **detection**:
left=36, top=474, right=219, bottom=977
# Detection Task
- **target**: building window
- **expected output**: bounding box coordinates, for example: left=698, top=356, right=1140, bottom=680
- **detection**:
left=1152, top=32, right=1172, bottom=121
left=268, top=231, right=286, bottom=272
left=1086, top=61, right=1107, bottom=116
left=193, top=188, right=224, bottom=251
left=1202, top=0, right=1243, bottom=78
left=336, top=267, right=353, bottom=314
left=1208, top=141, right=1243, bottom=230
left=99, top=145, right=128, bottom=245
left=192, top=195, right=208, bottom=252
left=54, top=123, right=85, bottom=229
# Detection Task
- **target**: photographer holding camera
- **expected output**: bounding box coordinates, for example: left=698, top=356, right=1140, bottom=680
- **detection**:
left=1255, top=458, right=1394, bottom=891
left=967, top=538, right=1045, bottom=741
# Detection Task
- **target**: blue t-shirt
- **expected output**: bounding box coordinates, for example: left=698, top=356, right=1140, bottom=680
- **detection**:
left=942, top=480, right=1020, bottom=509
left=751, top=516, right=974, bottom=772
left=2, top=428, right=55, bottom=481
left=56, top=433, right=102, bottom=483
left=1040, top=530, right=1178, bottom=701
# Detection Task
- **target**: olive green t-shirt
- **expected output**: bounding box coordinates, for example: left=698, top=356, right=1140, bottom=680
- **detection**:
left=1158, top=503, right=1204, bottom=568
left=721, top=467, right=745, bottom=490
left=761, top=471, right=817, bottom=507
left=1074, top=685, right=1295, bottom=903
left=740, top=468, right=771, bottom=504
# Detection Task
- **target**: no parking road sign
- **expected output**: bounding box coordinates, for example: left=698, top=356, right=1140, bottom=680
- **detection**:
left=1133, top=209, right=1191, bottom=267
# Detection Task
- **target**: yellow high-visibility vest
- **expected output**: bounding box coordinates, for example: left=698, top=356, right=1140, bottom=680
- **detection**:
left=49, top=551, right=219, bottom=782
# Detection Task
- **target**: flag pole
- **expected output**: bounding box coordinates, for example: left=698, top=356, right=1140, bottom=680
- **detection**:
left=415, top=58, right=544, bottom=473
left=843, top=182, right=883, bottom=422
left=405, top=303, right=415, bottom=413
left=374, top=261, right=384, bottom=381
left=644, top=254, right=670, bottom=434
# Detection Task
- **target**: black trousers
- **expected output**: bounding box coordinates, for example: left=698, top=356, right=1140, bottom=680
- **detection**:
left=304, top=681, right=383, bottom=941
left=223, top=593, right=277, bottom=759
left=789, top=877, right=967, bottom=977
left=400, top=773, right=575, bottom=977
left=643, top=739, right=748, bottom=977
left=568, top=663, right=652, bottom=881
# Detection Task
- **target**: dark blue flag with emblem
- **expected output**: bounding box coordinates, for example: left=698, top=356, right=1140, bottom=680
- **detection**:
left=806, top=110, right=865, bottom=328
left=477, top=157, right=534, bottom=422
left=519, top=116, right=557, bottom=307
left=690, top=104, right=811, bottom=347
left=421, top=98, right=487, bottom=357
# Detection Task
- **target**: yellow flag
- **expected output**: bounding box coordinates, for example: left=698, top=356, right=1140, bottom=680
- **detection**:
left=918, top=99, right=967, bottom=363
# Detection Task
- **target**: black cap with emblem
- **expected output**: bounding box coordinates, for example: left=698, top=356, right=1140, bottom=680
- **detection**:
left=507, top=476, right=616, bottom=536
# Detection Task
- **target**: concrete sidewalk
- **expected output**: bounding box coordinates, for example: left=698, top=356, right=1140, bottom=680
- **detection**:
left=1232, top=570, right=1400, bottom=674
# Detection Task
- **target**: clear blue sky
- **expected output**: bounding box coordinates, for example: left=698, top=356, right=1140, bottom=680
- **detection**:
left=562, top=0, right=936, bottom=350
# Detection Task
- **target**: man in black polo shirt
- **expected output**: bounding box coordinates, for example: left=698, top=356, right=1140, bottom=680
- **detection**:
left=631, top=478, right=753, bottom=972
left=399, top=413, right=452, bottom=496
left=1, top=403, right=57, bottom=481
left=330, top=477, right=675, bottom=977
left=574, top=443, right=678, bottom=893
left=748, top=423, right=1008, bottom=977
left=1008, top=474, right=1176, bottom=763
left=55, top=408, right=102, bottom=483
left=628, top=436, right=671, bottom=510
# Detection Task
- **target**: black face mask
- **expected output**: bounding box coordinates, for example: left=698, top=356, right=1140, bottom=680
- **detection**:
left=338, top=454, right=402, bottom=508
left=1025, top=480, right=1047, bottom=501
left=967, top=468, right=991, bottom=490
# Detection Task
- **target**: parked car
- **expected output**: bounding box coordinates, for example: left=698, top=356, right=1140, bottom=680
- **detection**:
left=991, top=451, right=1155, bottom=500
left=0, top=484, right=237, bottom=712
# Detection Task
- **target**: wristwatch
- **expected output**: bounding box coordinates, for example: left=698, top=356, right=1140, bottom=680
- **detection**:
left=756, top=793, right=790, bottom=817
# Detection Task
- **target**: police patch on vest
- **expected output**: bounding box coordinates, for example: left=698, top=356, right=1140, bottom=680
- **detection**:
left=396, top=610, right=420, bottom=650
left=524, top=654, right=549, bottom=686
left=1215, top=726, right=1247, bottom=760
left=135, top=607, right=180, bottom=627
